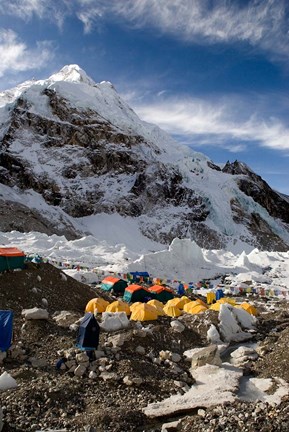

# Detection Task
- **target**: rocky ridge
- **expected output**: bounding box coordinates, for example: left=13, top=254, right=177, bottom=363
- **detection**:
left=0, top=65, right=289, bottom=250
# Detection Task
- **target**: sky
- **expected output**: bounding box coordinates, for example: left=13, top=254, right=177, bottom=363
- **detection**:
left=0, top=0, right=289, bottom=194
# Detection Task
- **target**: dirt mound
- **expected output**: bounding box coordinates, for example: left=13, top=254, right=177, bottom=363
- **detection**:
left=0, top=262, right=96, bottom=316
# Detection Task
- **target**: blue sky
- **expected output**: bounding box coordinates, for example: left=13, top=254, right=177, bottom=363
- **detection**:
left=0, top=0, right=289, bottom=194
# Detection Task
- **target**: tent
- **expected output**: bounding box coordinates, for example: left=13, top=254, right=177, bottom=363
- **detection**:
left=129, top=271, right=150, bottom=283
left=239, top=302, right=258, bottom=316
left=217, top=297, right=236, bottom=306
left=209, top=303, right=221, bottom=311
left=163, top=304, right=182, bottom=317
left=184, top=304, right=207, bottom=315
left=85, top=298, right=109, bottom=314
left=148, top=285, right=174, bottom=303
left=183, top=300, right=205, bottom=312
left=129, top=302, right=143, bottom=313
left=100, top=276, right=127, bottom=295
left=0, top=248, right=25, bottom=273
left=76, top=313, right=100, bottom=350
left=166, top=298, right=186, bottom=310
left=130, top=303, right=158, bottom=321
left=146, top=300, right=165, bottom=316
left=0, top=310, right=13, bottom=352
left=106, top=300, right=131, bottom=315
left=123, top=284, right=152, bottom=303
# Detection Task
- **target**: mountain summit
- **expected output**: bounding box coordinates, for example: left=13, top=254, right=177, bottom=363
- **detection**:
left=0, top=65, right=289, bottom=251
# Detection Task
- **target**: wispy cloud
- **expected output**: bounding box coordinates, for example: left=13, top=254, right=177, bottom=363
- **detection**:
left=126, top=94, right=289, bottom=153
left=76, top=0, right=289, bottom=62
left=0, top=29, right=54, bottom=77
left=2, top=1, right=289, bottom=62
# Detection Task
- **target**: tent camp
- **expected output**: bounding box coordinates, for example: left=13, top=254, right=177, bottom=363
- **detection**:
left=100, top=276, right=127, bottom=296
left=0, top=310, right=13, bottom=352
left=129, top=271, right=150, bottom=283
left=76, top=313, right=100, bottom=350
left=148, top=285, right=174, bottom=303
left=123, top=284, right=152, bottom=303
left=0, top=248, right=25, bottom=273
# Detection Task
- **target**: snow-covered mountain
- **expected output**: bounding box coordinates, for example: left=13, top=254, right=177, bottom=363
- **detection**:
left=0, top=64, right=289, bottom=251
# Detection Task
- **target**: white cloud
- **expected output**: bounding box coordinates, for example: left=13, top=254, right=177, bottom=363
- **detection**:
left=129, top=95, right=289, bottom=152
left=2, top=1, right=289, bottom=61
left=0, top=29, right=54, bottom=77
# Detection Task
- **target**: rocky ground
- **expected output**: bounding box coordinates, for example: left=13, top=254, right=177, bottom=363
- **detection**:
left=0, top=263, right=288, bottom=431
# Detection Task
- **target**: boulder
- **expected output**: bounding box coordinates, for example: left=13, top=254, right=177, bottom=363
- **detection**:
left=21, top=307, right=49, bottom=320
left=187, top=345, right=222, bottom=370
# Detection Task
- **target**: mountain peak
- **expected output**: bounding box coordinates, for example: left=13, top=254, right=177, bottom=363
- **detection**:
left=48, top=64, right=95, bottom=86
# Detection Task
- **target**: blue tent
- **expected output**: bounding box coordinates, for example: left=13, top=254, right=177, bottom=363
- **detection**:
left=0, top=310, right=13, bottom=352
left=76, top=313, right=100, bottom=350
left=129, top=271, right=150, bottom=283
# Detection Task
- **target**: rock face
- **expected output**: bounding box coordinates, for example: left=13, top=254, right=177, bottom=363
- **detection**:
left=0, top=65, right=289, bottom=250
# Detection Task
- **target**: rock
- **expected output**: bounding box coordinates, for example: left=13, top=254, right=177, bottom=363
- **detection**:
left=198, top=408, right=206, bottom=417
left=161, top=419, right=182, bottom=431
left=135, top=346, right=146, bottom=355
left=123, top=376, right=133, bottom=386
left=159, top=350, right=171, bottom=361
left=0, top=352, right=7, bottom=364
left=88, top=371, right=97, bottom=380
left=0, top=371, right=17, bottom=391
left=170, top=320, right=185, bottom=333
left=94, top=350, right=105, bottom=359
left=171, top=353, right=182, bottom=363
left=230, top=346, right=258, bottom=359
left=74, top=365, right=87, bottom=377
left=28, top=357, right=48, bottom=368
left=99, top=372, right=119, bottom=382
left=76, top=352, right=89, bottom=363
left=184, top=345, right=222, bottom=370
left=21, top=307, right=49, bottom=320
left=107, top=333, right=130, bottom=348
left=42, top=298, right=48, bottom=307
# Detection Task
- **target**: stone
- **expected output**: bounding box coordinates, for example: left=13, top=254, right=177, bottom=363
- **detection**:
left=161, top=419, right=182, bottom=431
left=28, top=357, right=47, bottom=368
left=88, top=371, right=97, bottom=380
left=159, top=350, right=171, bottom=361
left=230, top=346, right=258, bottom=359
left=189, top=345, right=222, bottom=370
left=21, top=307, right=49, bottom=320
left=135, top=346, right=146, bottom=355
left=171, top=353, right=182, bottom=363
left=0, top=352, right=7, bottom=364
left=74, top=365, right=87, bottom=377
left=99, top=372, right=119, bottom=382
left=170, top=320, right=185, bottom=333
left=76, top=352, right=89, bottom=363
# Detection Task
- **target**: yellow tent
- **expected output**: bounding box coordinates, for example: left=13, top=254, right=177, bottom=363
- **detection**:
left=185, top=304, right=207, bottom=315
left=106, top=300, right=130, bottom=315
left=163, top=304, right=182, bottom=317
left=209, top=303, right=221, bottom=311
left=147, top=299, right=164, bottom=309
left=130, top=303, right=158, bottom=321
left=85, top=297, right=109, bottom=314
left=129, top=302, right=143, bottom=312
left=239, top=302, right=258, bottom=316
left=217, top=297, right=236, bottom=306
left=181, top=296, right=191, bottom=305
left=206, top=292, right=216, bottom=304
left=195, top=298, right=208, bottom=307
left=166, top=298, right=186, bottom=310
left=183, top=300, right=208, bottom=312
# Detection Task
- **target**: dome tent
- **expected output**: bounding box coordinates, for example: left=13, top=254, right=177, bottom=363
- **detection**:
left=85, top=298, right=109, bottom=314
left=123, top=284, right=152, bottom=303
left=148, top=285, right=174, bottom=303
left=130, top=303, right=158, bottom=321
left=101, top=276, right=128, bottom=296
left=0, top=247, right=25, bottom=273
left=106, top=300, right=130, bottom=315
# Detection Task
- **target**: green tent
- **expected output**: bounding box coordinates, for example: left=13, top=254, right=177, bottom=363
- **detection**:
left=123, top=284, right=152, bottom=303
left=0, top=248, right=25, bottom=273
left=101, top=276, right=127, bottom=295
